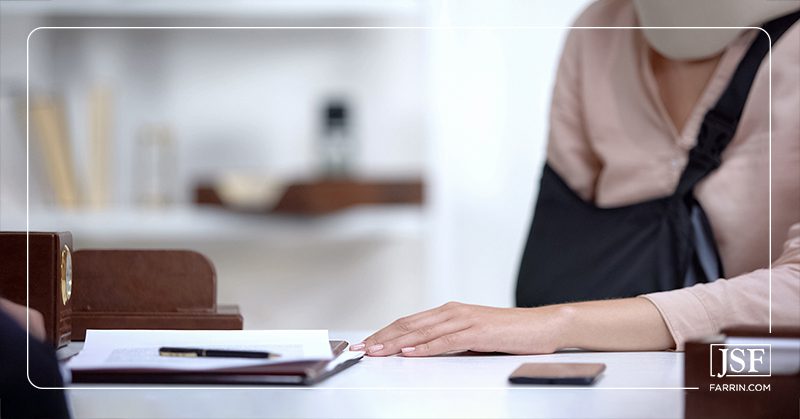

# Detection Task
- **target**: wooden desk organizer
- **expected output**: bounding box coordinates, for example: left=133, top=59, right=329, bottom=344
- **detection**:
left=0, top=231, right=242, bottom=347
left=70, top=249, right=243, bottom=340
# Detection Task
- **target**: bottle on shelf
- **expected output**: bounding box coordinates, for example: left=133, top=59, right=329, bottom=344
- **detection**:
left=317, top=98, right=354, bottom=178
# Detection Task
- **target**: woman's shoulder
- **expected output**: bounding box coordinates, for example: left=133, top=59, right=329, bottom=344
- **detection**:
left=560, top=0, right=639, bottom=68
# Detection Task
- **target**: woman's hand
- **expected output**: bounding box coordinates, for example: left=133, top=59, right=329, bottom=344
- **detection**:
left=0, top=297, right=46, bottom=341
left=351, top=302, right=570, bottom=357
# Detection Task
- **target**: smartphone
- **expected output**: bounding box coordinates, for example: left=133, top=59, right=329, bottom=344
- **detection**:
left=508, top=362, right=606, bottom=385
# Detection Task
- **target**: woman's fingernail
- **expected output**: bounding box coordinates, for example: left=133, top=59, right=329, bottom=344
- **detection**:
left=401, top=347, right=416, bottom=354
left=350, top=343, right=366, bottom=351
left=367, top=344, right=384, bottom=353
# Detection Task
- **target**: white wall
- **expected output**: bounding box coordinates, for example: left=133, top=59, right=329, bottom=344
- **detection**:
left=0, top=0, right=595, bottom=328
left=0, top=7, right=433, bottom=330
left=425, top=0, right=592, bottom=307
left=24, top=21, right=429, bottom=207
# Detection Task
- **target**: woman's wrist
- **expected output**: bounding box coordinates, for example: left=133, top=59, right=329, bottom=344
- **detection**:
left=547, top=304, right=579, bottom=350
left=522, top=304, right=578, bottom=352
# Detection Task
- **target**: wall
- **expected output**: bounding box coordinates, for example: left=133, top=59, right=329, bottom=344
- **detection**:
left=425, top=0, right=592, bottom=307
left=0, top=0, right=594, bottom=330
left=0, top=6, right=432, bottom=331
left=23, top=18, right=429, bottom=207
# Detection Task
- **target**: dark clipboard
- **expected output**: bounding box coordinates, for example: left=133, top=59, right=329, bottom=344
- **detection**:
left=71, top=340, right=362, bottom=386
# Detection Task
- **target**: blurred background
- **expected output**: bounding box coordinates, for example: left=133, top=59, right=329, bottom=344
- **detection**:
left=0, top=0, right=590, bottom=331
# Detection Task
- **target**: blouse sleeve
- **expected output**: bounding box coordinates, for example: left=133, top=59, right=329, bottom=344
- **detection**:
left=545, top=21, right=603, bottom=202
left=643, top=222, right=800, bottom=350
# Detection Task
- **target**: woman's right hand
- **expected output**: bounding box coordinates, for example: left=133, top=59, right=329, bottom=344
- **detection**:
left=351, top=302, right=570, bottom=357
left=0, top=297, right=46, bottom=341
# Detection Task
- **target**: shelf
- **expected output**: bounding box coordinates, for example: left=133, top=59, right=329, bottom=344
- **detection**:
left=196, top=179, right=424, bottom=215
left=22, top=205, right=425, bottom=244
left=0, top=0, right=423, bottom=20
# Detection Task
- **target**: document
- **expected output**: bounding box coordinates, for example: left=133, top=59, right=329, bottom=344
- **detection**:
left=68, top=329, right=334, bottom=372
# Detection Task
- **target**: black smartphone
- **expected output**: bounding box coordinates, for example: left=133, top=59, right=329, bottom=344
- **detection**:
left=508, top=362, right=606, bottom=385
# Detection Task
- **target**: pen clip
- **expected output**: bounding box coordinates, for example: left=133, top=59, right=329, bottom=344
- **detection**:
left=159, top=348, right=201, bottom=357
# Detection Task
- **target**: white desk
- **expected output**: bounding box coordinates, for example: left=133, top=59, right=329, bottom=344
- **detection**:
left=65, top=331, right=686, bottom=418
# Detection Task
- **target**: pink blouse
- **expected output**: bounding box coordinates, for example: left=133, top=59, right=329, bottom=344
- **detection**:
left=546, top=0, right=799, bottom=349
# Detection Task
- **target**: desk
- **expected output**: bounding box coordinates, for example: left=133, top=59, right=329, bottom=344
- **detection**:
left=65, top=331, right=685, bottom=418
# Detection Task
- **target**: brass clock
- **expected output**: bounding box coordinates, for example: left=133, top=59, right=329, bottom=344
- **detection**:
left=61, top=244, right=72, bottom=305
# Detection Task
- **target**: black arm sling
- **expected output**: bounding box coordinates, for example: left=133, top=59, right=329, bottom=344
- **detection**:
left=516, top=12, right=799, bottom=307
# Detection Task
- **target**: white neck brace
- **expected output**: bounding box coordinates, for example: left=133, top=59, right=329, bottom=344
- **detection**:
left=633, top=0, right=799, bottom=60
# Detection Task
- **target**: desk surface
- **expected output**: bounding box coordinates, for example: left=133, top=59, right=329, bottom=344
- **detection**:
left=65, top=331, right=686, bottom=418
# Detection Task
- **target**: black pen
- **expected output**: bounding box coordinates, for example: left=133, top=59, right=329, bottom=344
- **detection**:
left=158, top=347, right=280, bottom=359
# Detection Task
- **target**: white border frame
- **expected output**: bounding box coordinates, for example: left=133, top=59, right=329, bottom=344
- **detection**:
left=25, top=25, right=773, bottom=391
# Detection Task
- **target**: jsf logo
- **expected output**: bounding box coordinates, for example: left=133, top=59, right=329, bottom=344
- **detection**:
left=709, top=344, right=771, bottom=378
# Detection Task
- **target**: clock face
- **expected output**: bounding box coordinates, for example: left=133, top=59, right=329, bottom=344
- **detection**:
left=61, top=244, right=72, bottom=305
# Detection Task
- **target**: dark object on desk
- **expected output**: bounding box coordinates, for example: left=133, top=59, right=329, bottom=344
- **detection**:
left=515, top=11, right=799, bottom=307
left=195, top=179, right=424, bottom=215
left=684, top=326, right=800, bottom=419
left=0, top=307, right=70, bottom=419
left=71, top=249, right=243, bottom=339
left=509, top=362, right=605, bottom=385
left=72, top=340, right=359, bottom=386
left=0, top=231, right=73, bottom=348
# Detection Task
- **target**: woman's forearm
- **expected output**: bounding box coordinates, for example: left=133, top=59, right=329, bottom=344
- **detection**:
left=355, top=298, right=676, bottom=357
left=554, top=297, right=675, bottom=351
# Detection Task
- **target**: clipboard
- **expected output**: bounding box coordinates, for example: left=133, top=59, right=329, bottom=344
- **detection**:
left=71, top=340, right=362, bottom=386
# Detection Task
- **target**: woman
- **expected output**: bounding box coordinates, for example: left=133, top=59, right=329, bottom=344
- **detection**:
left=352, top=0, right=800, bottom=356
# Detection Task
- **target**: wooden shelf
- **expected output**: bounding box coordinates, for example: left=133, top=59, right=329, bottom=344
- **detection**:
left=196, top=179, right=424, bottom=215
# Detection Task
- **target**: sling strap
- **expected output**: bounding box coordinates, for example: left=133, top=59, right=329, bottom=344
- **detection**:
left=675, top=11, right=800, bottom=196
